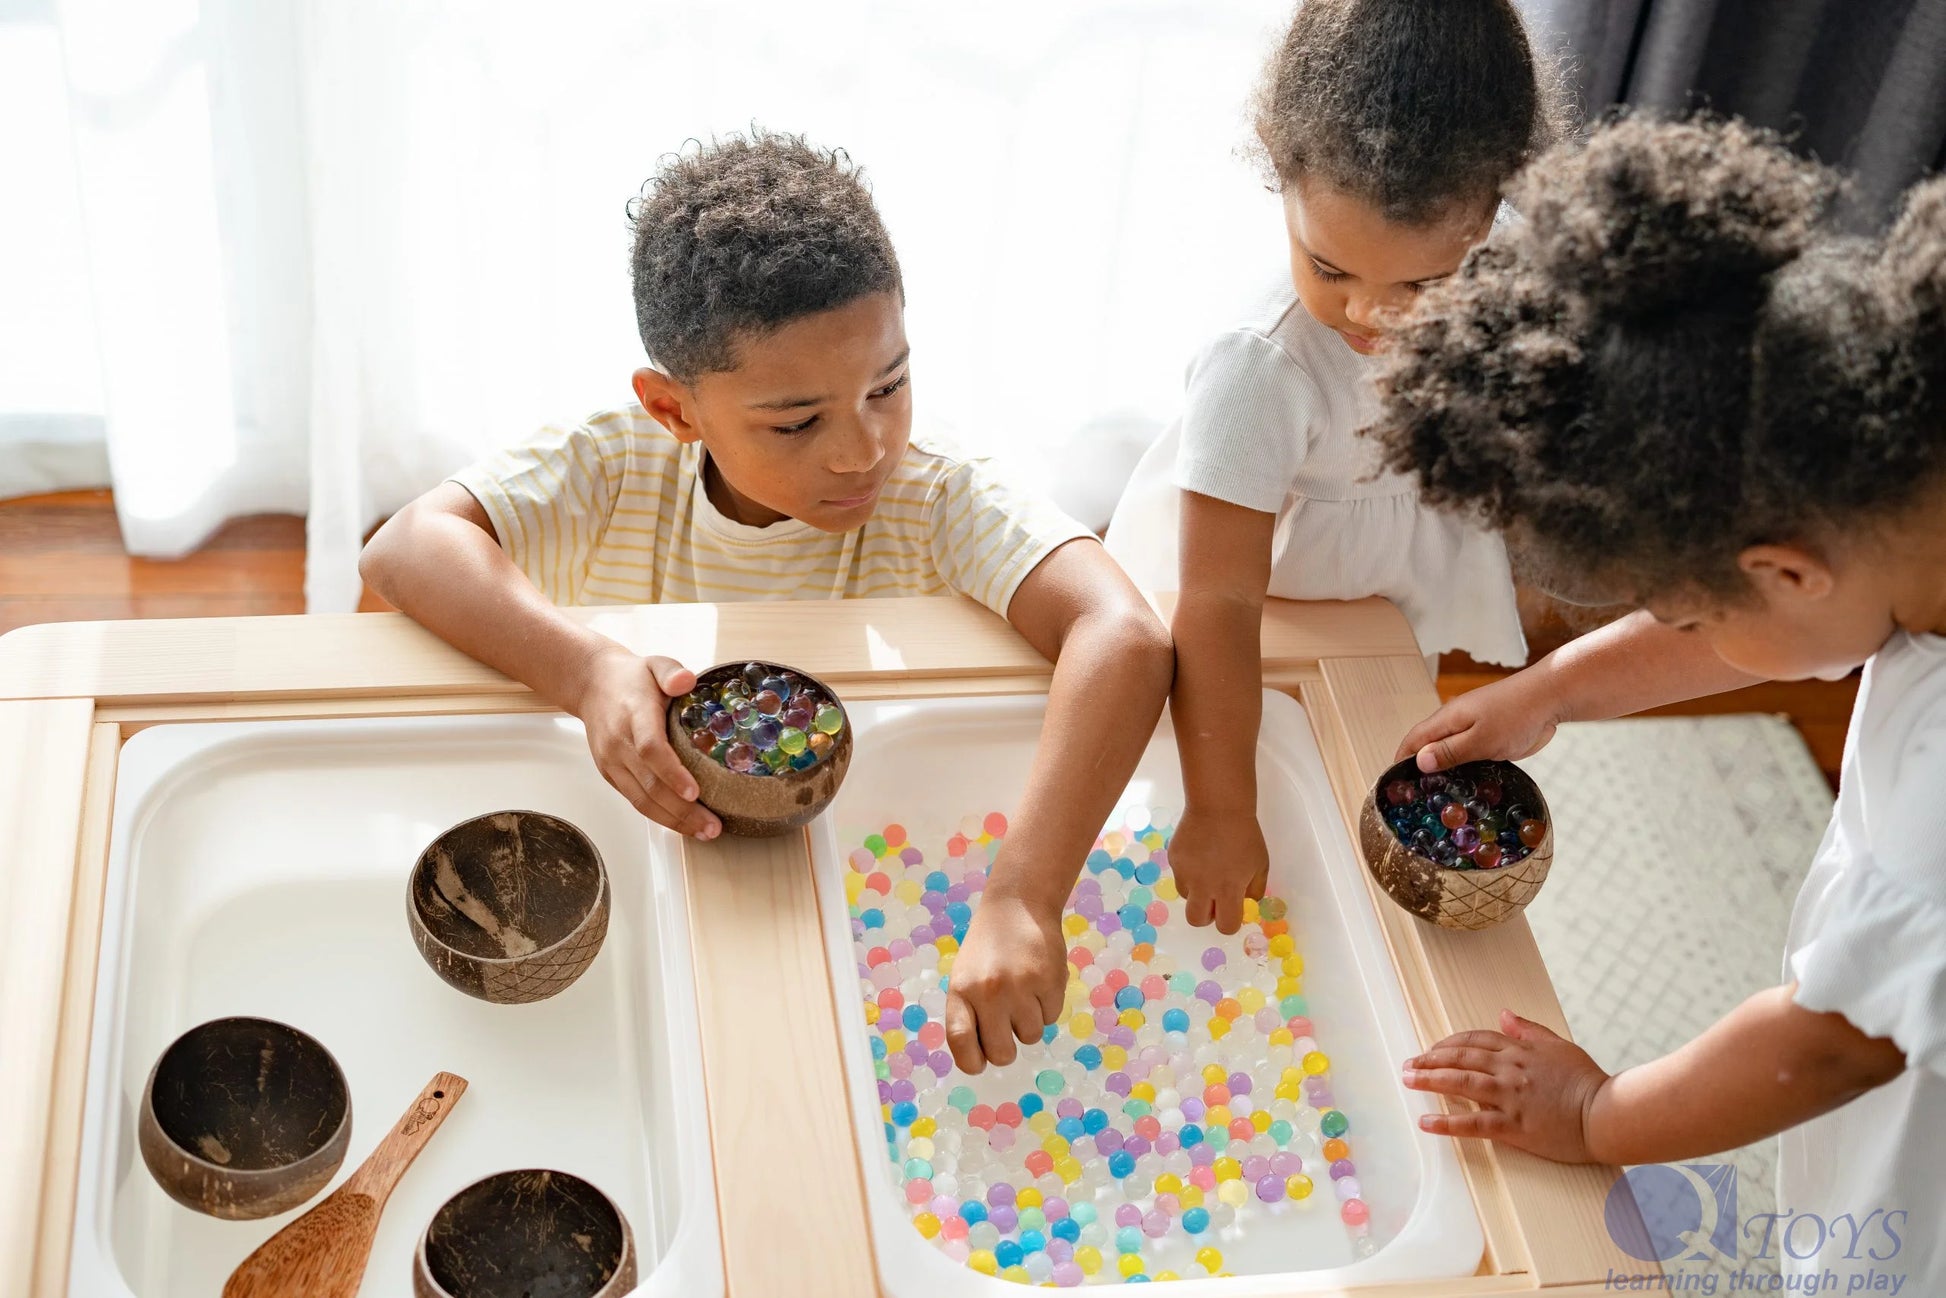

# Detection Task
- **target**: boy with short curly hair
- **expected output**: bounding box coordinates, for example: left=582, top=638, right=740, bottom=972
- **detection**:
left=362, top=131, right=1174, bottom=1071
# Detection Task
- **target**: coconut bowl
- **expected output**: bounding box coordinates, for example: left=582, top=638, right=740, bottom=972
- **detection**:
left=414, top=1168, right=637, bottom=1298
left=1357, top=756, right=1554, bottom=931
left=667, top=661, right=853, bottom=838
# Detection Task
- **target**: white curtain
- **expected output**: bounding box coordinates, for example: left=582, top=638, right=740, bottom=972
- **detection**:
left=4, top=0, right=1291, bottom=611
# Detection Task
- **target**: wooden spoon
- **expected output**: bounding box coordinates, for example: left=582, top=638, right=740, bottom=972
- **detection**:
left=223, top=1072, right=467, bottom=1298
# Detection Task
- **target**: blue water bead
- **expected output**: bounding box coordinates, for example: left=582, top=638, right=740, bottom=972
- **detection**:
left=1162, top=1009, right=1190, bottom=1033
left=1182, top=1207, right=1211, bottom=1235
left=1133, top=923, right=1159, bottom=946
left=1135, top=861, right=1162, bottom=885
left=1020, top=1229, right=1047, bottom=1255
left=1127, top=1276, right=1151, bottom=1284
left=1108, top=1150, right=1136, bottom=1179
left=1113, top=986, right=1144, bottom=1011
left=1116, top=1225, right=1143, bottom=1254
left=902, top=1004, right=927, bottom=1032
left=1052, top=1218, right=1082, bottom=1244
left=870, top=1037, right=889, bottom=1060
left=925, top=871, right=951, bottom=893
left=1178, top=1123, right=1204, bottom=1148
left=1056, top=1116, right=1085, bottom=1142
left=891, top=1102, right=918, bottom=1127
left=1073, top=1044, right=1103, bottom=1071
left=1086, top=849, right=1112, bottom=873
left=1117, top=904, right=1145, bottom=929
left=1019, top=1093, right=1045, bottom=1118
left=945, top=902, right=973, bottom=928
left=1114, top=859, right=1137, bottom=880
left=1042, top=1023, right=1059, bottom=1044
left=996, top=1241, right=1024, bottom=1269
left=1082, top=1109, right=1110, bottom=1135
left=861, top=909, right=885, bottom=930
left=883, top=1121, right=895, bottom=1145
left=961, top=1200, right=989, bottom=1225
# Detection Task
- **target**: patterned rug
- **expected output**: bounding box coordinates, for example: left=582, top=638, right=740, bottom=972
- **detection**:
left=1521, top=715, right=1838, bottom=1281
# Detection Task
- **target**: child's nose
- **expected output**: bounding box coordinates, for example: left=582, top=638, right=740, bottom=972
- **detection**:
left=1344, top=287, right=1411, bottom=332
left=827, top=417, right=886, bottom=476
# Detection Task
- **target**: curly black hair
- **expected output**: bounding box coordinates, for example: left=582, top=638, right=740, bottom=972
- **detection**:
left=1253, top=0, right=1570, bottom=225
left=627, top=130, right=902, bottom=381
left=1371, top=116, right=1946, bottom=602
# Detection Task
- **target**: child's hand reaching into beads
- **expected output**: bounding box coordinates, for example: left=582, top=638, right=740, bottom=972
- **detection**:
left=1167, top=805, right=1270, bottom=935
left=945, top=890, right=1068, bottom=1073
left=1402, top=1009, right=1610, bottom=1164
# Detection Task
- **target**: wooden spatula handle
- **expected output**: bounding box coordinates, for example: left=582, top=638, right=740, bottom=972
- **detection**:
left=342, top=1072, right=467, bottom=1206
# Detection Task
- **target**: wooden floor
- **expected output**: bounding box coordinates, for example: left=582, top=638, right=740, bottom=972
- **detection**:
left=0, top=490, right=1854, bottom=784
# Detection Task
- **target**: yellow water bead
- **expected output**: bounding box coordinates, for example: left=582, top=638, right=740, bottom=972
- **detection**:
left=1251, top=1110, right=1273, bottom=1133
left=882, top=1031, right=905, bottom=1054
left=1213, top=1156, right=1243, bottom=1182
left=1282, top=953, right=1305, bottom=978
left=1154, top=1173, right=1184, bottom=1196
left=1207, top=1017, right=1231, bottom=1041
left=935, top=935, right=959, bottom=955
left=1078, top=929, right=1107, bottom=953
left=1041, top=1135, right=1070, bottom=1159
left=1217, top=1180, right=1249, bottom=1208
left=970, top=1250, right=999, bottom=1275
left=1287, top=1173, right=1314, bottom=1200
left=1202, top=1064, right=1227, bottom=1086
left=1016, top=1187, right=1043, bottom=1209
left=894, top=879, right=922, bottom=905
left=1056, top=1156, right=1084, bottom=1184
left=1101, top=1045, right=1129, bottom=1071
left=1069, top=1013, right=1095, bottom=1040
left=1130, top=1081, right=1157, bottom=1102
left=937, top=953, right=956, bottom=976
left=1155, top=1272, right=1181, bottom=1282
left=1027, top=1111, right=1057, bottom=1135
left=1206, top=1104, right=1232, bottom=1128
left=1242, top=899, right=1260, bottom=923
left=844, top=873, right=866, bottom=904
left=913, top=1212, right=941, bottom=1238
left=910, top=1116, right=937, bottom=1137
left=1155, top=876, right=1180, bottom=901
left=1268, top=1027, right=1295, bottom=1047
left=1142, top=829, right=1165, bottom=850
left=907, top=1137, right=936, bottom=1160
left=864, top=1002, right=880, bottom=1025
left=1236, top=987, right=1267, bottom=1014
left=1275, top=976, right=1302, bottom=998
left=1063, top=913, right=1089, bottom=938
left=1075, top=1246, right=1104, bottom=1275
left=1281, top=1066, right=1304, bottom=1086
left=1195, top=1246, right=1225, bottom=1275
left=1269, top=934, right=1295, bottom=958
left=1274, top=1080, right=1304, bottom=1103
left=1179, top=1184, right=1205, bottom=1208
left=999, top=1265, right=1030, bottom=1283
left=1118, top=1009, right=1146, bottom=1031
left=1119, top=1254, right=1146, bottom=1278
left=1303, top=1050, right=1332, bottom=1075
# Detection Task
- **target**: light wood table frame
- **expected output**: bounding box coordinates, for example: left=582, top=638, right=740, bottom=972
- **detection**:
left=0, top=594, right=1647, bottom=1297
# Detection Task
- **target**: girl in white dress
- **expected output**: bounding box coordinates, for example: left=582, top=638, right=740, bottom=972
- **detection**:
left=1377, top=118, right=1946, bottom=1294
left=1105, top=0, right=1561, bottom=930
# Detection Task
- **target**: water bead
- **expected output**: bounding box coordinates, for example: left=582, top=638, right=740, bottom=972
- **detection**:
left=777, top=726, right=808, bottom=756
left=1201, top=947, right=1226, bottom=972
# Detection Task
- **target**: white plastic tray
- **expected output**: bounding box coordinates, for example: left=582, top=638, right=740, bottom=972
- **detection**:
left=72, top=714, right=722, bottom=1298
left=811, top=693, right=1483, bottom=1294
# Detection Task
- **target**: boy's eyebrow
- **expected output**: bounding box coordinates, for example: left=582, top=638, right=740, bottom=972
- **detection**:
left=748, top=348, right=912, bottom=411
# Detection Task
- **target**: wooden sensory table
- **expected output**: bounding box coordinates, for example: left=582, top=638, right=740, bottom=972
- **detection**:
left=0, top=594, right=1649, bottom=1298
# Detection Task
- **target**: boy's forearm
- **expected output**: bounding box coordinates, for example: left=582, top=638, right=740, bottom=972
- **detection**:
left=1170, top=588, right=1264, bottom=812
left=985, top=599, right=1174, bottom=916
left=361, top=506, right=618, bottom=712
left=1530, top=609, right=1762, bottom=725
left=1587, top=984, right=1906, bottom=1166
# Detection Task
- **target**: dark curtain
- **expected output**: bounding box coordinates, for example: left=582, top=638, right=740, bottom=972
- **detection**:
left=1521, top=0, right=1946, bottom=225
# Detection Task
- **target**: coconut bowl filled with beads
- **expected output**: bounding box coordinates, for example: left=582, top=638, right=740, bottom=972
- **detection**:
left=666, top=660, right=853, bottom=837
left=408, top=810, right=611, bottom=1004
left=1357, top=758, right=1553, bottom=930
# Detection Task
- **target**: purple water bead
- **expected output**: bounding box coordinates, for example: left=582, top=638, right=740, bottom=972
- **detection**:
left=930, top=1052, right=953, bottom=1078
left=1056, top=1098, right=1085, bottom=1120
left=1452, top=825, right=1481, bottom=853
left=1256, top=1174, right=1286, bottom=1203
left=890, top=1079, right=917, bottom=1104
left=1227, top=1072, right=1253, bottom=1096
left=1188, top=1142, right=1216, bottom=1167
left=990, top=1204, right=1018, bottom=1233
left=1105, top=1072, right=1133, bottom=1097
left=1108, top=1027, right=1137, bottom=1050
left=1143, top=1211, right=1170, bottom=1238
left=1125, top=1135, right=1152, bottom=1158
left=1195, top=980, right=1223, bottom=1005
left=1095, top=1128, right=1125, bottom=1155
left=1242, top=1156, right=1270, bottom=1182
left=1155, top=1132, right=1180, bottom=1156
left=1270, top=1151, right=1304, bottom=1177
left=1332, top=1158, right=1357, bottom=1180
left=989, top=1183, right=1018, bottom=1208
left=877, top=1080, right=893, bottom=1104
left=1201, top=947, right=1226, bottom=972
left=1098, top=914, right=1122, bottom=936
left=1181, top=1098, right=1206, bottom=1122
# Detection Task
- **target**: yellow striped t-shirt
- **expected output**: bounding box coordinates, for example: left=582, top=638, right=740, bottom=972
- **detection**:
left=448, top=405, right=1092, bottom=613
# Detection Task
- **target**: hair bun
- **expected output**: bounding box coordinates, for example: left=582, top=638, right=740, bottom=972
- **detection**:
left=1882, top=175, right=1946, bottom=313
left=1508, top=117, right=1841, bottom=322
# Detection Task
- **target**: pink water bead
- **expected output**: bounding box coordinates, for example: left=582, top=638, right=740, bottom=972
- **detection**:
left=1342, top=1199, right=1371, bottom=1228
left=1115, top=1203, right=1143, bottom=1228
left=1052, top=1262, right=1083, bottom=1287
left=1189, top=1165, right=1217, bottom=1191
left=1143, top=1211, right=1170, bottom=1238
left=905, top=1178, right=932, bottom=1205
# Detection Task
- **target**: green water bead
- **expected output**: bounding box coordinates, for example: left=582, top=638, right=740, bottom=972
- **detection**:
left=1035, top=1069, right=1065, bottom=1096
left=903, top=1157, right=934, bottom=1180
left=760, top=747, right=789, bottom=773
left=864, top=833, right=888, bottom=856
left=1206, top=1126, right=1230, bottom=1152
left=814, top=702, right=845, bottom=735
left=1258, top=896, right=1288, bottom=922
left=1280, top=995, right=1309, bottom=1018
left=1128, top=886, right=1154, bottom=907
left=1268, top=1119, right=1294, bottom=1146
left=1320, top=1109, right=1349, bottom=1139
left=947, top=1085, right=978, bottom=1112
left=1122, top=1098, right=1153, bottom=1119
left=778, top=726, right=808, bottom=756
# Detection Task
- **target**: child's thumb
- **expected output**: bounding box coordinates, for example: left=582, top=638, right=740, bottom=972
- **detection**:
left=646, top=656, right=696, bottom=699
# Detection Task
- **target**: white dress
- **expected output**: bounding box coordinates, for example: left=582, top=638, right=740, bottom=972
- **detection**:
left=1104, top=278, right=1527, bottom=667
left=1777, top=630, right=1946, bottom=1291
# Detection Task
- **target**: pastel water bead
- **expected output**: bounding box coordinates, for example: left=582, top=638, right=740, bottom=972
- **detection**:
left=1381, top=765, right=1542, bottom=870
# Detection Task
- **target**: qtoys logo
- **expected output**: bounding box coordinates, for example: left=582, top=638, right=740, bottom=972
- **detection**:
left=1597, top=1165, right=1911, bottom=1296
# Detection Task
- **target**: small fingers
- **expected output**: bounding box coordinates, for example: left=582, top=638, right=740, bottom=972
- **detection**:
left=1183, top=890, right=1215, bottom=928
left=1013, top=1006, right=1047, bottom=1047
left=1402, top=1067, right=1506, bottom=1106
left=1245, top=863, right=1269, bottom=903
left=946, top=993, right=986, bottom=1074
left=1418, top=733, right=1469, bottom=773
left=638, top=734, right=701, bottom=805
left=1406, top=1044, right=1508, bottom=1074
left=1418, top=1109, right=1511, bottom=1139
left=978, top=1005, right=1019, bottom=1068
left=1037, top=983, right=1065, bottom=1029
left=1500, top=1010, right=1564, bottom=1043
left=1416, top=1029, right=1513, bottom=1058
left=1211, top=889, right=1246, bottom=936
left=618, top=750, right=719, bottom=838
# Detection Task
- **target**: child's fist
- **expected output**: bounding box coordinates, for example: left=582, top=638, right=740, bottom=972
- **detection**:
left=1168, top=805, right=1268, bottom=935
left=944, top=894, right=1067, bottom=1073
left=573, top=646, right=721, bottom=840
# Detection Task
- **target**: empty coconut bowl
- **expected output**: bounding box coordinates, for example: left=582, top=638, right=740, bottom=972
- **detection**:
left=408, top=810, right=610, bottom=1005
left=1358, top=756, right=1554, bottom=931
left=414, top=1169, right=636, bottom=1298
left=666, top=661, right=853, bottom=838
left=138, top=1016, right=352, bottom=1219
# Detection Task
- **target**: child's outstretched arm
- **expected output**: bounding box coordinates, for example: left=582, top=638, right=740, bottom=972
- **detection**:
left=1402, top=988, right=1906, bottom=1166
left=1398, top=609, right=1763, bottom=771
left=360, top=483, right=720, bottom=839
left=1168, top=491, right=1278, bottom=934
left=944, top=541, right=1174, bottom=1073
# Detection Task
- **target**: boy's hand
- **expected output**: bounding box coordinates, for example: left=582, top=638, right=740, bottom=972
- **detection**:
left=573, top=646, right=721, bottom=840
left=1168, top=804, right=1269, bottom=935
left=1395, top=670, right=1564, bottom=772
left=1402, top=1009, right=1609, bottom=1164
left=945, top=892, right=1067, bottom=1073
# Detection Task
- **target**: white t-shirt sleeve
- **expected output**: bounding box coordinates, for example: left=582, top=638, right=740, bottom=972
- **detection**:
left=1171, top=328, right=1315, bottom=515
left=1791, top=699, right=1946, bottom=1077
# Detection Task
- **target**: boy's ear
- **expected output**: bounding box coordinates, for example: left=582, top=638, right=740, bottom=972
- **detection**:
left=634, top=367, right=703, bottom=444
left=1738, top=543, right=1835, bottom=603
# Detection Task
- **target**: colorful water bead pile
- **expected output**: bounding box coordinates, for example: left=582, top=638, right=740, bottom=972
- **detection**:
left=1379, top=762, right=1545, bottom=870
left=846, top=809, right=1377, bottom=1286
left=676, top=662, right=846, bottom=776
